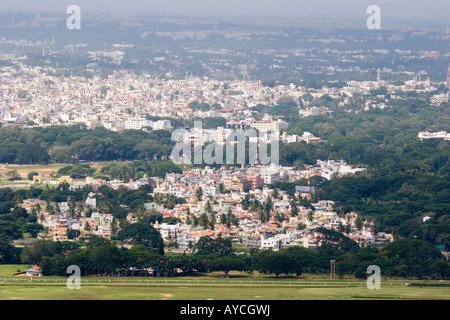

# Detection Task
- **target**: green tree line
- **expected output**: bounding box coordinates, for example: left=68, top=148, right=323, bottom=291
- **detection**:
left=0, top=125, right=174, bottom=164
left=1, top=234, right=449, bottom=280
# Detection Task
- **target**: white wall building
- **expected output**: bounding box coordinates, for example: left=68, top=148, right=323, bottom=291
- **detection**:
left=260, top=169, right=281, bottom=184
left=124, top=118, right=149, bottom=130
left=250, top=119, right=288, bottom=132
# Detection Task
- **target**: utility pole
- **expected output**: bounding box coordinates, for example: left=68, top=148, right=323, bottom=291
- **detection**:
left=330, top=260, right=336, bottom=280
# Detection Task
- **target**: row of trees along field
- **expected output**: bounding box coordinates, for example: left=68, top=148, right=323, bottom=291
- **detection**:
left=1, top=229, right=449, bottom=279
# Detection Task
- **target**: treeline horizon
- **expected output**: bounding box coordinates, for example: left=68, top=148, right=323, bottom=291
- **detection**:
left=0, top=124, right=175, bottom=165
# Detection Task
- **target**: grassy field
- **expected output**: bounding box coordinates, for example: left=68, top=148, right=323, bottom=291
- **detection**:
left=1, top=279, right=449, bottom=300
left=0, top=164, right=68, bottom=179
left=0, top=265, right=449, bottom=300
left=0, top=265, right=29, bottom=276
left=1, top=283, right=449, bottom=300
left=0, top=162, right=114, bottom=179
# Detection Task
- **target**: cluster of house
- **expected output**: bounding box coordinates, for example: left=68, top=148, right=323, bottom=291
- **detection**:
left=28, top=174, right=152, bottom=191
left=19, top=160, right=387, bottom=250
left=306, top=159, right=367, bottom=180
left=364, top=100, right=392, bottom=110
left=22, top=197, right=114, bottom=241
left=154, top=161, right=365, bottom=195
left=123, top=118, right=172, bottom=131
left=0, top=64, right=303, bottom=130
left=1, top=60, right=445, bottom=132
left=128, top=197, right=392, bottom=251
left=298, top=106, right=332, bottom=117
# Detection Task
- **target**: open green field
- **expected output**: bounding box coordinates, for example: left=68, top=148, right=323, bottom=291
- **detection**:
left=0, top=265, right=29, bottom=276
left=1, top=279, right=449, bottom=300
left=0, top=164, right=68, bottom=179
left=0, top=266, right=449, bottom=300
left=0, top=162, right=114, bottom=179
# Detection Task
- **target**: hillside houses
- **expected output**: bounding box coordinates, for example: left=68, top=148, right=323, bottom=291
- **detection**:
left=19, top=160, right=388, bottom=250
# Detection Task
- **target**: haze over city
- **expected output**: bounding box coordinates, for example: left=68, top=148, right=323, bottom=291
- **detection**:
left=1, top=0, right=449, bottom=25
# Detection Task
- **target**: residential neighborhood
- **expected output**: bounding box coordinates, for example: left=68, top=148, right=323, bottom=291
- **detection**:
left=16, top=159, right=386, bottom=253
left=0, top=6, right=449, bottom=304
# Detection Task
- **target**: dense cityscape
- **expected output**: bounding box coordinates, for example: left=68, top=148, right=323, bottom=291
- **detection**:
left=0, top=3, right=449, bottom=304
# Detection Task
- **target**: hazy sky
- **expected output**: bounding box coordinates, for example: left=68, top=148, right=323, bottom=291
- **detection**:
left=1, top=0, right=449, bottom=23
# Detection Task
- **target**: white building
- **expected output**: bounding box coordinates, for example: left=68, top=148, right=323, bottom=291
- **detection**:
left=250, top=119, right=289, bottom=132
left=260, top=233, right=296, bottom=251
left=124, top=118, right=149, bottom=130
left=260, top=234, right=284, bottom=251
left=157, top=223, right=180, bottom=240
left=260, top=168, right=281, bottom=184
left=150, top=120, right=172, bottom=131
left=418, top=131, right=450, bottom=141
